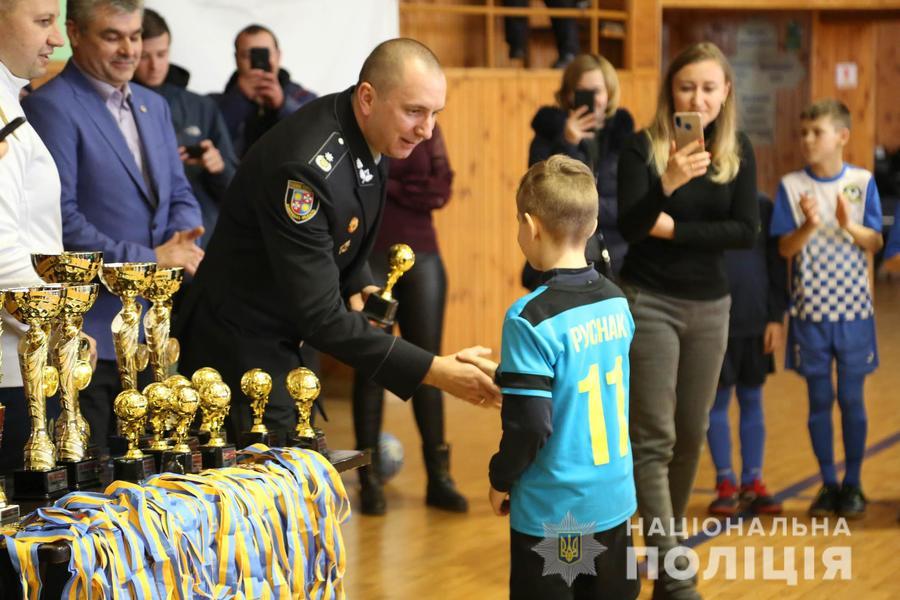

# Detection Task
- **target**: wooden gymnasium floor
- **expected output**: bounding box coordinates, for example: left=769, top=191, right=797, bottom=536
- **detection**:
left=320, top=277, right=900, bottom=600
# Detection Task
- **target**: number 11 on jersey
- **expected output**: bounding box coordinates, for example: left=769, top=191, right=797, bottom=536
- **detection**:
left=578, top=356, right=627, bottom=466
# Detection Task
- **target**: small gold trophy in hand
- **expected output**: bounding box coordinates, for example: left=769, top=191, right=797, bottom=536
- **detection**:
left=286, top=367, right=327, bottom=455
left=198, top=380, right=236, bottom=469
left=100, top=262, right=157, bottom=391
left=363, top=243, right=415, bottom=327
left=112, top=389, right=156, bottom=483
left=239, top=368, right=279, bottom=447
left=143, top=381, right=174, bottom=471
left=162, top=386, right=202, bottom=474
left=142, top=267, right=183, bottom=383
left=6, top=285, right=70, bottom=500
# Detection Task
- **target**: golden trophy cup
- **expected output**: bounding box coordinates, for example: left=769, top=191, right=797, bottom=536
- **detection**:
left=142, top=267, right=183, bottom=383
left=112, top=389, right=156, bottom=482
left=363, top=243, right=415, bottom=326
left=5, top=285, right=69, bottom=499
left=191, top=367, right=222, bottom=443
left=198, top=380, right=237, bottom=468
left=162, top=386, right=202, bottom=474
left=142, top=381, right=174, bottom=471
left=32, top=251, right=103, bottom=490
left=286, top=367, right=327, bottom=454
left=239, top=368, right=280, bottom=447
left=100, top=262, right=156, bottom=391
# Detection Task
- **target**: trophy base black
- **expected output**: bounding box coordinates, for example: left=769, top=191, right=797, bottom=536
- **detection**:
left=161, top=450, right=202, bottom=475
left=112, top=456, right=157, bottom=484
left=12, top=467, right=69, bottom=501
left=144, top=447, right=170, bottom=472
left=239, top=430, right=283, bottom=448
left=186, top=436, right=200, bottom=452
left=201, top=444, right=237, bottom=469
left=0, top=502, right=19, bottom=525
left=288, top=429, right=329, bottom=457
left=363, top=295, right=398, bottom=327
left=59, top=458, right=101, bottom=490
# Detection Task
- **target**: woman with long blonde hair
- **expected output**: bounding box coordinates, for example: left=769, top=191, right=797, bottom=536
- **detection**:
left=616, top=42, right=758, bottom=599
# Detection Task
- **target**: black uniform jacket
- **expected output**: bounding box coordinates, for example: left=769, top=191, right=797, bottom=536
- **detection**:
left=175, top=87, right=434, bottom=413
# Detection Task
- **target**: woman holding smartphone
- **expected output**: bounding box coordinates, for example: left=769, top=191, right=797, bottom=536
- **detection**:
left=617, top=42, right=758, bottom=600
left=525, top=53, right=633, bottom=285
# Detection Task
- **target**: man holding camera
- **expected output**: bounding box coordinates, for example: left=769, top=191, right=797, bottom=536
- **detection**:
left=134, top=9, right=237, bottom=249
left=214, top=24, right=316, bottom=158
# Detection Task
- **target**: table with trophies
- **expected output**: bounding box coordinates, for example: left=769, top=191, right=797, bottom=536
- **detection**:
left=0, top=251, right=382, bottom=599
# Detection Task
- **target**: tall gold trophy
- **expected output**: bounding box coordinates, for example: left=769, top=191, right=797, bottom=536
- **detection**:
left=6, top=286, right=69, bottom=499
left=0, top=291, right=21, bottom=524
left=100, top=262, right=156, bottom=391
left=239, top=368, right=280, bottom=447
left=198, top=380, right=236, bottom=468
left=286, top=367, right=327, bottom=454
left=142, top=267, right=183, bottom=383
left=162, top=386, right=202, bottom=474
left=363, top=244, right=415, bottom=326
left=32, top=250, right=103, bottom=490
left=112, top=389, right=156, bottom=483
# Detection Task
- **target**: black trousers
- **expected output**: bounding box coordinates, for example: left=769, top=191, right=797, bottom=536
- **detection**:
left=509, top=520, right=640, bottom=600
left=503, top=0, right=580, bottom=58
left=352, top=252, right=447, bottom=451
left=0, top=386, right=61, bottom=474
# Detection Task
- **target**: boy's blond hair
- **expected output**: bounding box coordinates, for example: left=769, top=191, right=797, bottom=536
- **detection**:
left=800, top=99, right=851, bottom=130
left=516, top=155, right=598, bottom=243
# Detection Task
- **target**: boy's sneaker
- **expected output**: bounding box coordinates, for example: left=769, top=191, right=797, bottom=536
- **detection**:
left=808, top=484, right=840, bottom=517
left=837, top=485, right=867, bottom=520
left=740, top=480, right=783, bottom=514
left=708, top=479, right=739, bottom=516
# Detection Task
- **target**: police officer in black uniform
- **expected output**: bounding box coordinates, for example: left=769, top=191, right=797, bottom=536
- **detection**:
left=175, top=39, right=499, bottom=453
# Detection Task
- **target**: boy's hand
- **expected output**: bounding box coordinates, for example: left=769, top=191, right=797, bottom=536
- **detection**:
left=423, top=351, right=501, bottom=408
left=456, top=346, right=499, bottom=383
left=489, top=486, right=510, bottom=516
left=763, top=322, right=783, bottom=354
left=835, top=192, right=850, bottom=229
left=799, top=193, right=820, bottom=228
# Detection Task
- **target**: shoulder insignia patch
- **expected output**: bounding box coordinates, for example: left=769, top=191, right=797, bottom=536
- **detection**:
left=309, top=132, right=348, bottom=178
left=284, top=180, right=318, bottom=224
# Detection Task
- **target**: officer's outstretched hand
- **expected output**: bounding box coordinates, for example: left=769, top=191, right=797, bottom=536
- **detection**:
left=424, top=348, right=501, bottom=409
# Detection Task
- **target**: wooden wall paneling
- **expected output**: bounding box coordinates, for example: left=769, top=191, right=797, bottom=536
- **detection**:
left=810, top=11, right=877, bottom=171
left=662, top=0, right=900, bottom=8
left=875, top=20, right=900, bottom=152
left=627, top=0, right=662, bottom=70
left=400, top=1, right=487, bottom=68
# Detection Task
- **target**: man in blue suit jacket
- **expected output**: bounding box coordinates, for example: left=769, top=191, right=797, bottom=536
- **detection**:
left=24, top=0, right=203, bottom=451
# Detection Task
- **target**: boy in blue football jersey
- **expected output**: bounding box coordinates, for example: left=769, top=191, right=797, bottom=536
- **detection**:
left=771, top=99, right=883, bottom=519
left=475, top=155, right=639, bottom=599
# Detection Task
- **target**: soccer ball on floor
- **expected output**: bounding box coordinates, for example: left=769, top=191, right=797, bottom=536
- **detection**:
left=377, top=432, right=404, bottom=483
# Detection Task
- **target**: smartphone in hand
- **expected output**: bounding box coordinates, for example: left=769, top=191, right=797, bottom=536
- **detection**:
left=184, top=144, right=205, bottom=159
left=249, top=47, right=272, bottom=72
left=573, top=89, right=595, bottom=114
left=0, top=116, right=26, bottom=144
left=674, top=112, right=704, bottom=153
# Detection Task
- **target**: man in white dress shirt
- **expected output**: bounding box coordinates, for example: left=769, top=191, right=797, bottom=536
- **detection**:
left=0, top=0, right=66, bottom=474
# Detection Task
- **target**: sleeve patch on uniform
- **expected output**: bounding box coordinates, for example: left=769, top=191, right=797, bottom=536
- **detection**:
left=284, top=180, right=319, bottom=224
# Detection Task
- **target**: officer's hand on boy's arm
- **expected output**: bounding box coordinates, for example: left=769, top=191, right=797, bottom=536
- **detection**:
left=763, top=322, right=783, bottom=354
left=489, top=486, right=510, bottom=516
left=424, top=350, right=501, bottom=408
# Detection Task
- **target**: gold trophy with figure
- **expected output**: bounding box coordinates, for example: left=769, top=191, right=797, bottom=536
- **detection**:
left=191, top=367, right=222, bottom=444
left=162, top=386, right=202, bottom=474
left=142, top=381, right=174, bottom=471
left=239, top=368, right=280, bottom=447
left=100, top=262, right=156, bottom=391
left=6, top=286, right=70, bottom=499
left=32, top=251, right=103, bottom=489
left=112, top=389, right=156, bottom=482
left=142, top=267, right=183, bottom=383
left=0, top=298, right=21, bottom=523
left=198, top=380, right=236, bottom=469
left=286, top=367, right=327, bottom=454
left=363, top=243, right=415, bottom=327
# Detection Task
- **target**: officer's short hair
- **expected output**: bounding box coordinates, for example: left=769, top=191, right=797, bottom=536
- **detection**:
left=801, top=99, right=851, bottom=130
left=358, top=38, right=442, bottom=93
left=235, top=24, right=279, bottom=51
left=67, top=0, right=143, bottom=30
left=141, top=8, right=168, bottom=40
left=516, top=155, right=598, bottom=244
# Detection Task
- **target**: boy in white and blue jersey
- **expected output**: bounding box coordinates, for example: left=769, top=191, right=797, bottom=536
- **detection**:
left=771, top=99, right=883, bottom=519
left=482, top=155, right=638, bottom=600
